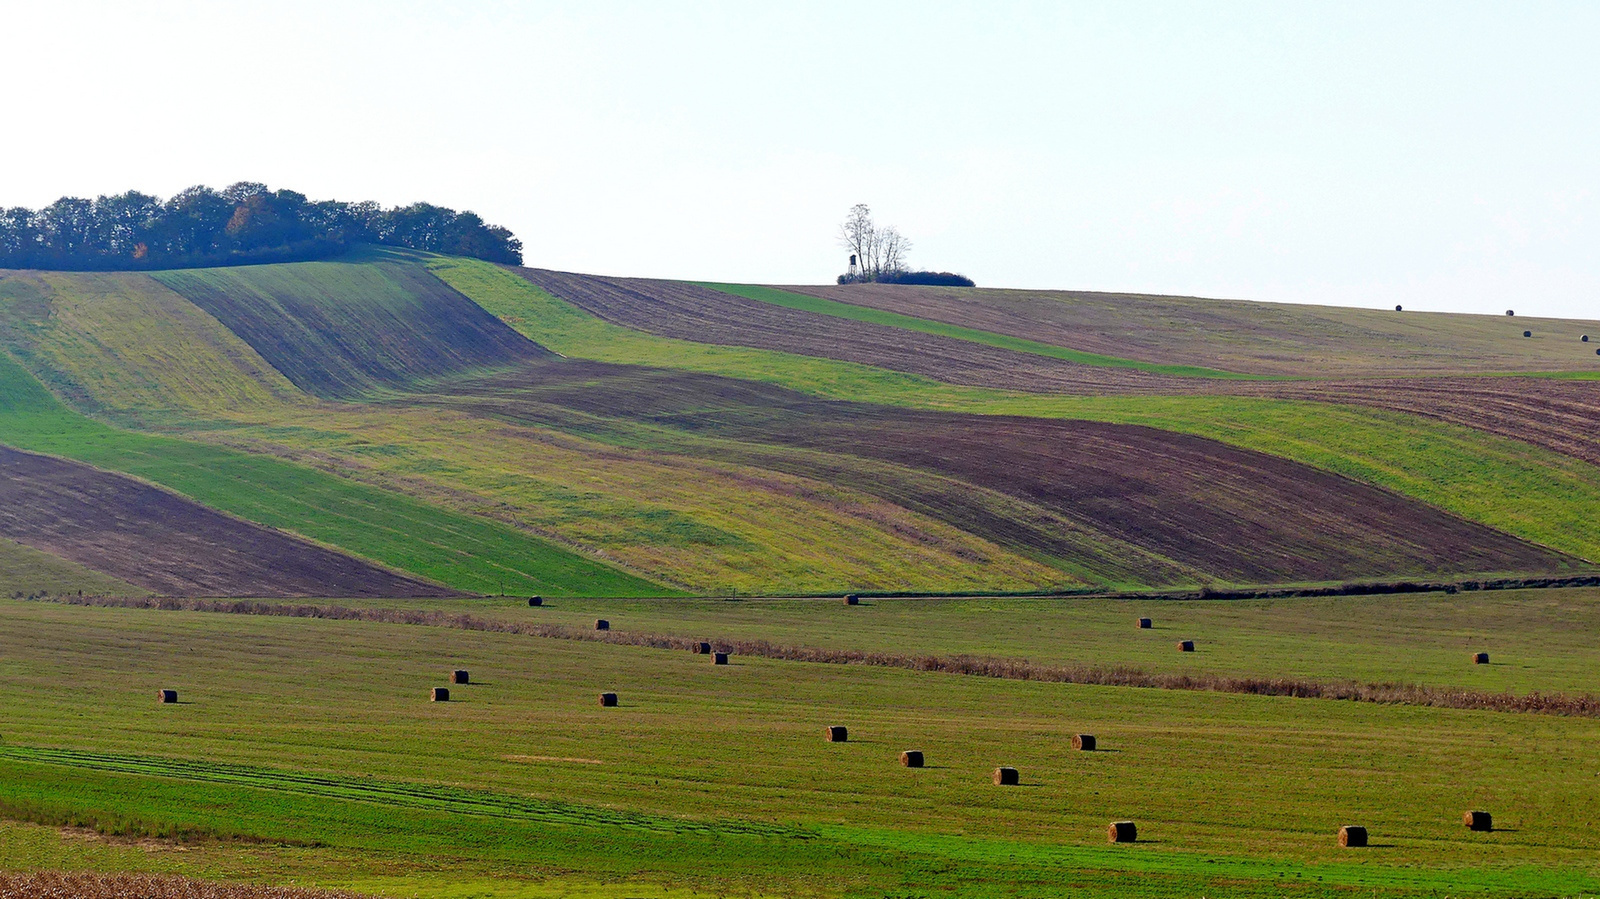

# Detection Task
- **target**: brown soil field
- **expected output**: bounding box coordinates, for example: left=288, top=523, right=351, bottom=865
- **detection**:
left=0, top=447, right=452, bottom=598
left=514, top=268, right=1212, bottom=394
left=788, top=282, right=1600, bottom=377
left=0, top=872, right=371, bottom=899
left=416, top=361, right=1577, bottom=584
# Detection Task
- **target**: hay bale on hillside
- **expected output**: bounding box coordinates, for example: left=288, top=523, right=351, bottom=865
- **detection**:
left=900, top=750, right=924, bottom=768
left=450, top=669, right=470, bottom=684
left=1463, top=810, right=1493, bottom=831
left=1524, top=330, right=1533, bottom=338
left=713, top=652, right=729, bottom=665
left=1072, top=734, right=1096, bottom=751
left=527, top=596, right=543, bottom=607
left=1108, top=821, right=1137, bottom=843
left=693, top=641, right=712, bottom=654
left=1177, top=640, right=1195, bottom=652
left=430, top=687, right=449, bottom=702
left=595, top=619, right=610, bottom=631
left=993, top=766, right=1019, bottom=786
left=1507, top=309, right=1516, bottom=316
left=827, top=725, right=848, bottom=742
left=599, top=692, right=618, bottom=707
left=844, top=594, right=860, bottom=606
left=1137, top=617, right=1152, bottom=629
left=157, top=689, right=178, bottom=704
left=1338, top=825, right=1367, bottom=847
left=1584, top=335, right=1591, bottom=343
left=1473, top=652, right=1490, bottom=665
left=1394, top=305, right=1403, bottom=312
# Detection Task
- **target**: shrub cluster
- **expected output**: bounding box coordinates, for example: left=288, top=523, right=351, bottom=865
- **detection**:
left=0, top=182, right=522, bottom=271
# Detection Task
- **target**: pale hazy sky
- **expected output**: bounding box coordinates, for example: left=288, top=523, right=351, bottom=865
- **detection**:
left=8, top=1, right=1598, bottom=317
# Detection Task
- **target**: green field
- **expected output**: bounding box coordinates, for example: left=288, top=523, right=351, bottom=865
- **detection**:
left=0, top=596, right=1597, bottom=897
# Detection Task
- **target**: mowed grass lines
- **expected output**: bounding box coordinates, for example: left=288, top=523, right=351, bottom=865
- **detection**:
left=435, top=256, right=1600, bottom=563
left=0, top=600, right=1598, bottom=897
left=0, top=538, right=142, bottom=598
left=0, top=350, right=666, bottom=597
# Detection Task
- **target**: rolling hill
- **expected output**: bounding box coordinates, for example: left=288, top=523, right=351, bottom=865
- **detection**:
left=0, top=248, right=1596, bottom=596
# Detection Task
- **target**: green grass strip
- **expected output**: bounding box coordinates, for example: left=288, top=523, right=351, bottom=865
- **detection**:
left=0, top=349, right=671, bottom=598
left=698, top=281, right=1271, bottom=379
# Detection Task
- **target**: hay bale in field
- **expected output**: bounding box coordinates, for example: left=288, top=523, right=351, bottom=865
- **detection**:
left=1523, top=330, right=1533, bottom=338
left=450, top=669, right=470, bottom=684
left=599, top=691, right=618, bottom=707
left=1177, top=640, right=1195, bottom=652
left=595, top=619, right=610, bottom=631
left=1108, top=820, right=1137, bottom=843
left=713, top=652, right=729, bottom=665
left=693, top=641, right=712, bottom=654
left=1338, top=825, right=1367, bottom=847
left=993, top=766, right=1019, bottom=786
left=1072, top=734, right=1096, bottom=751
left=1584, top=335, right=1591, bottom=343
left=1137, top=617, right=1152, bottom=629
left=900, top=750, right=924, bottom=768
left=1394, top=304, right=1403, bottom=311
left=1463, top=810, right=1493, bottom=831
left=1473, top=652, right=1490, bottom=665
left=1506, top=309, right=1515, bottom=316
left=430, top=687, right=449, bottom=702
left=827, top=725, right=848, bottom=742
left=157, top=689, right=178, bottom=704
left=527, top=596, right=543, bottom=607
left=844, top=594, right=860, bottom=605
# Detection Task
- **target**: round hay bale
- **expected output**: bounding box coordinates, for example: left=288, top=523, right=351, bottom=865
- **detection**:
left=430, top=687, right=449, bottom=702
left=993, top=766, right=1020, bottom=786
left=1523, top=330, right=1532, bottom=338
left=827, top=725, right=848, bottom=742
left=713, top=652, right=729, bottom=665
left=1473, top=652, right=1489, bottom=665
left=1506, top=309, right=1515, bottom=316
left=1338, top=825, right=1367, bottom=847
left=693, top=641, right=712, bottom=654
left=527, top=596, right=543, bottom=607
left=1072, top=734, right=1096, bottom=751
left=1137, top=617, right=1152, bottom=629
left=1463, top=810, right=1492, bottom=831
left=598, top=691, right=618, bottom=707
left=1394, top=304, right=1403, bottom=311
left=1584, top=335, right=1591, bottom=342
left=594, top=619, right=610, bottom=631
left=1177, top=640, right=1195, bottom=652
left=1108, top=821, right=1137, bottom=843
left=157, top=689, right=178, bottom=704
left=450, top=669, right=470, bottom=684
left=843, top=594, right=860, bottom=606
left=899, top=750, right=924, bottom=768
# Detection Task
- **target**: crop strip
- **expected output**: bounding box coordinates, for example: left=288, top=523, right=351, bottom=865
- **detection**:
left=45, top=596, right=1600, bottom=718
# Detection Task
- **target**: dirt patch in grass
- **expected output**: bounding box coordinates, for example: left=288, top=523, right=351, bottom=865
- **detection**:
left=0, top=446, right=452, bottom=598
left=0, top=872, right=372, bottom=898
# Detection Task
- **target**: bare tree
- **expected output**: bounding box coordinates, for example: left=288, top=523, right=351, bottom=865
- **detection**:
left=837, top=203, right=911, bottom=282
left=878, top=225, right=911, bottom=275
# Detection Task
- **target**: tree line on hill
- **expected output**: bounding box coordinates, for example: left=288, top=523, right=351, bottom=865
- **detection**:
left=836, top=203, right=974, bottom=287
left=0, top=182, right=523, bottom=270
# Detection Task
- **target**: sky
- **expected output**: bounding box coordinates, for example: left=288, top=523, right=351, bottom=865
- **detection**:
left=7, top=1, right=1599, bottom=317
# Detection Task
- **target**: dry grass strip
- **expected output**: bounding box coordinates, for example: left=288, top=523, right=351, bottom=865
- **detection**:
left=0, top=871, right=372, bottom=898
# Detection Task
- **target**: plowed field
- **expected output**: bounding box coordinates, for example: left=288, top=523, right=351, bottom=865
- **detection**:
left=0, top=446, right=452, bottom=597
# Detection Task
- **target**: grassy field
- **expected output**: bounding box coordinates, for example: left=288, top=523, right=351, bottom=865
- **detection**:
left=0, top=597, right=1597, bottom=898
left=0, top=538, right=141, bottom=598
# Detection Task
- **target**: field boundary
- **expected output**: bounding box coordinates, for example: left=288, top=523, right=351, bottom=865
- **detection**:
left=41, top=595, right=1600, bottom=718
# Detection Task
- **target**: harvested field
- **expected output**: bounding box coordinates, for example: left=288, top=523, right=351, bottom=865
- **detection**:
left=514, top=268, right=1216, bottom=395
left=0, top=446, right=451, bottom=597
left=0, top=872, right=372, bottom=898
left=783, top=282, right=1600, bottom=377
left=155, top=258, right=549, bottom=398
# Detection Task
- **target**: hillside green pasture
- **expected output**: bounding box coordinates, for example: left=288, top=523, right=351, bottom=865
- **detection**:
left=435, top=257, right=1600, bottom=564
left=0, top=599, right=1597, bottom=897
left=0, top=539, right=142, bottom=598
left=0, top=349, right=666, bottom=597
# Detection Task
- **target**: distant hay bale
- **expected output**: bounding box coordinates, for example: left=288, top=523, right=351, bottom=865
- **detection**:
left=1177, top=640, right=1195, bottom=652
left=1463, top=810, right=1492, bottom=831
left=157, top=689, right=178, bottom=704
left=527, top=596, right=543, bottom=607
left=450, top=669, right=470, bottom=684
left=827, top=725, right=848, bottom=742
left=1338, top=825, right=1367, bottom=847
left=1523, top=330, right=1532, bottom=338
left=430, top=687, right=449, bottom=702
left=595, top=619, right=610, bottom=631
left=993, top=766, right=1019, bottom=786
left=1108, top=821, right=1137, bottom=843
left=844, top=594, right=860, bottom=605
left=1137, top=617, right=1152, bottom=629
left=900, top=750, right=924, bottom=768
left=1584, top=335, right=1591, bottom=342
left=1473, top=652, right=1490, bottom=665
left=1506, top=309, right=1515, bottom=316
left=1394, top=304, right=1403, bottom=311
left=599, top=691, right=618, bottom=707
left=1072, top=734, right=1096, bottom=751
left=693, top=641, right=712, bottom=654
left=713, top=652, right=729, bottom=665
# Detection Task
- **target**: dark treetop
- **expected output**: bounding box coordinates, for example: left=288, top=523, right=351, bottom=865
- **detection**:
left=0, top=182, right=522, bottom=270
